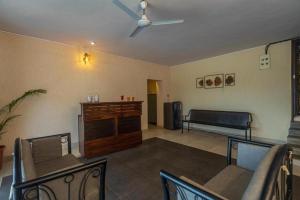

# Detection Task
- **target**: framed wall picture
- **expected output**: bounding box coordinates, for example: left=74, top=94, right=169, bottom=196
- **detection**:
left=225, top=73, right=235, bottom=86
left=204, top=74, right=224, bottom=89
left=196, top=77, right=204, bottom=88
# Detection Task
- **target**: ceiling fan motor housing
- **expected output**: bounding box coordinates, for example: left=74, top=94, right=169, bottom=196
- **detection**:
left=138, top=14, right=151, bottom=27
left=140, top=0, right=147, bottom=9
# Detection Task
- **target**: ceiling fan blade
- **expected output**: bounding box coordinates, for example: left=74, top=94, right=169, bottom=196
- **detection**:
left=129, top=26, right=144, bottom=37
left=113, top=0, right=140, bottom=20
left=151, top=19, right=184, bottom=26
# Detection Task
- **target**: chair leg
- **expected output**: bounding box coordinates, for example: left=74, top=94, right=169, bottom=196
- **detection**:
left=245, top=130, right=248, bottom=140
left=181, top=121, right=184, bottom=134
left=249, top=128, right=252, bottom=141
left=188, top=122, right=190, bottom=132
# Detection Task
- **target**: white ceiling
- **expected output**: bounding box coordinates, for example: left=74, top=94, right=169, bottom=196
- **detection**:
left=0, top=0, right=299, bottom=66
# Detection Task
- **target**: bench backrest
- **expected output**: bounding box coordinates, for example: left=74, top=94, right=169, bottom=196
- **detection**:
left=189, top=109, right=252, bottom=129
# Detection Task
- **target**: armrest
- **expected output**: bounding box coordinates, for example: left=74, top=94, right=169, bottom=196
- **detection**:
left=247, top=121, right=251, bottom=128
left=227, top=137, right=273, bottom=168
left=13, top=158, right=107, bottom=200
left=160, top=170, right=227, bottom=200
left=184, top=110, right=191, bottom=120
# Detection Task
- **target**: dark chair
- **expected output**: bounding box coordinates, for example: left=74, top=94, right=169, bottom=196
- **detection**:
left=12, top=133, right=107, bottom=200
left=160, top=137, right=293, bottom=200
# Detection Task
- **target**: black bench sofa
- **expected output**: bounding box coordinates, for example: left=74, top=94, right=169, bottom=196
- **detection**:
left=182, top=109, right=252, bottom=140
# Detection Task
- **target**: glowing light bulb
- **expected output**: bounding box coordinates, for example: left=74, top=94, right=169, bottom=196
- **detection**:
left=83, top=53, right=89, bottom=64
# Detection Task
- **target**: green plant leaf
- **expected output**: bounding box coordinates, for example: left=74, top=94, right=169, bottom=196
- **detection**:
left=0, top=89, right=47, bottom=115
left=0, top=89, right=46, bottom=137
left=0, top=115, right=21, bottom=133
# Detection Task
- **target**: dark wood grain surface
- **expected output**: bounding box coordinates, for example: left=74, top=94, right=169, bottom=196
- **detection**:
left=79, top=101, right=143, bottom=158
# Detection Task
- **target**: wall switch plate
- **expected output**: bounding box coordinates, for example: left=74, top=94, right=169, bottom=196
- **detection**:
left=259, top=54, right=271, bottom=70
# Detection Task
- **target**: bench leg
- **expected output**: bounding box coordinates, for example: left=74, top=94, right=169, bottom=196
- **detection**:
left=249, top=128, right=252, bottom=141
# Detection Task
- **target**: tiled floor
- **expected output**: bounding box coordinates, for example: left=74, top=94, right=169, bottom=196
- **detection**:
left=144, top=127, right=229, bottom=156
left=1, top=127, right=300, bottom=184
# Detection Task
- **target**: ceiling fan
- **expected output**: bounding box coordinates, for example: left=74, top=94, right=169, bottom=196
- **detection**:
left=113, top=0, right=184, bottom=37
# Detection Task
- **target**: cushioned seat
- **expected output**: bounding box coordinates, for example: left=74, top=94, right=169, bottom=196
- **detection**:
left=204, top=165, right=253, bottom=200
left=35, top=154, right=81, bottom=176
left=180, top=176, right=229, bottom=200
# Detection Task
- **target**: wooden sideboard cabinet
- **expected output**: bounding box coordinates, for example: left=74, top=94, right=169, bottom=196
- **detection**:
left=78, top=101, right=143, bottom=158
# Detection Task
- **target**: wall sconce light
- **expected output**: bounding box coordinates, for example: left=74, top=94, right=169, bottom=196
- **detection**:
left=80, top=42, right=95, bottom=66
left=83, top=52, right=90, bottom=64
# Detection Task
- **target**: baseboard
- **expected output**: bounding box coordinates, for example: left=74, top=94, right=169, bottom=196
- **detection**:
left=183, top=124, right=286, bottom=144
left=143, top=125, right=163, bottom=130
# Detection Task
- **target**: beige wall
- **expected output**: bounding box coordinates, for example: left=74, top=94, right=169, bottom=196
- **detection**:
left=0, top=31, right=170, bottom=156
left=171, top=42, right=291, bottom=141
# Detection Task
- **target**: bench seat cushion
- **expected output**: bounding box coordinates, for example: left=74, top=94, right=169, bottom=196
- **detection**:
left=35, top=154, right=81, bottom=176
left=204, top=165, right=253, bottom=200
left=188, top=120, right=248, bottom=130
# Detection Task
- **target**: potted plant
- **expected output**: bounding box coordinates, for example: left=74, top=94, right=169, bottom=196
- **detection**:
left=0, top=89, right=47, bottom=169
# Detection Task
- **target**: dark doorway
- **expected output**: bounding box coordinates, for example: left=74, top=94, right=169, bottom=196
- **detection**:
left=292, top=39, right=300, bottom=118
left=147, top=80, right=158, bottom=127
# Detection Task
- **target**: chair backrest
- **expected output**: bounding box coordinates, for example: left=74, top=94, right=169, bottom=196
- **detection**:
left=189, top=109, right=252, bottom=129
left=13, top=134, right=71, bottom=184
left=237, top=142, right=270, bottom=171
left=27, top=132, right=72, bottom=155
left=242, top=144, right=293, bottom=200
